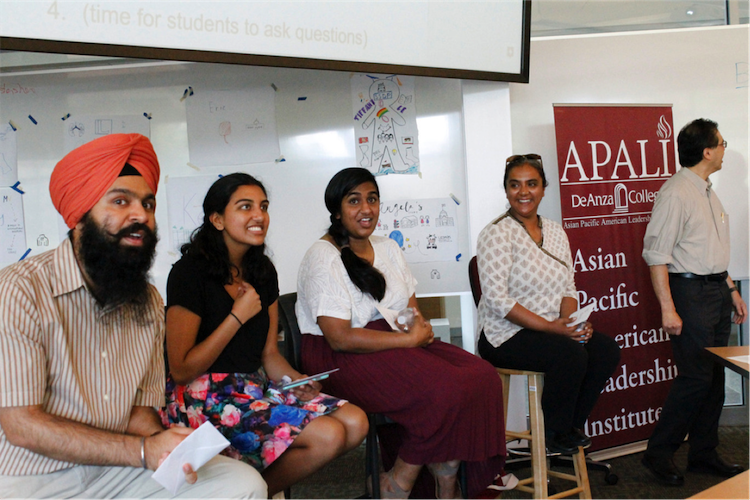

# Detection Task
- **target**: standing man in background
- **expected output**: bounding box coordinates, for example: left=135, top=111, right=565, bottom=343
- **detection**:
left=0, top=134, right=266, bottom=498
left=641, top=118, right=747, bottom=486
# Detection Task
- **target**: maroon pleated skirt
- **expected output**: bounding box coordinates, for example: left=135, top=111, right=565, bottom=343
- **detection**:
left=301, top=322, right=506, bottom=497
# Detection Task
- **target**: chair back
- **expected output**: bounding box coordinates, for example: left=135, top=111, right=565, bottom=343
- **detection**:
left=278, top=292, right=302, bottom=371
left=468, top=255, right=482, bottom=306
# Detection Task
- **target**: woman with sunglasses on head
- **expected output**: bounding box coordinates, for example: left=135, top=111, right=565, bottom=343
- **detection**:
left=296, top=168, right=506, bottom=499
left=161, top=173, right=368, bottom=496
left=476, top=155, right=620, bottom=454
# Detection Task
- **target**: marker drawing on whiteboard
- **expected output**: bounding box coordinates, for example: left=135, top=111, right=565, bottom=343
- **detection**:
left=8, top=121, right=17, bottom=131
left=11, top=181, right=24, bottom=194
left=449, top=193, right=461, bottom=205
left=61, top=113, right=70, bottom=121
left=455, top=253, right=462, bottom=262
left=19, top=249, right=32, bottom=261
left=28, top=115, right=38, bottom=125
left=143, top=112, right=152, bottom=120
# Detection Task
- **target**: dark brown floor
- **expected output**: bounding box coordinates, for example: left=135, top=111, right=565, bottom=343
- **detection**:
left=291, top=426, right=749, bottom=499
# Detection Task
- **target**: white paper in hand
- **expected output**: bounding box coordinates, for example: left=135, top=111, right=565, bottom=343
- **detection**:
left=151, top=421, right=230, bottom=495
left=567, top=302, right=596, bottom=328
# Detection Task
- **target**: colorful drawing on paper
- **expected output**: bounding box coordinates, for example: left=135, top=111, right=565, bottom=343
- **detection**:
left=0, top=188, right=27, bottom=268
left=374, top=198, right=457, bottom=263
left=0, top=125, right=18, bottom=187
left=186, top=88, right=279, bottom=167
left=351, top=73, right=420, bottom=176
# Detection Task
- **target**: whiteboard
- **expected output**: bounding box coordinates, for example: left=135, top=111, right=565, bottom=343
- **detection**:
left=509, top=26, right=749, bottom=279
left=0, top=62, right=471, bottom=297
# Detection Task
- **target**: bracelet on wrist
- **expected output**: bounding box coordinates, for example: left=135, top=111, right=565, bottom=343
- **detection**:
left=728, top=286, right=738, bottom=294
left=140, top=436, right=148, bottom=469
left=229, top=311, right=244, bottom=326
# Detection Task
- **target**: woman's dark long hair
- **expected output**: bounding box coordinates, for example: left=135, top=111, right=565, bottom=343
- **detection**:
left=324, top=167, right=386, bottom=301
left=181, top=173, right=274, bottom=287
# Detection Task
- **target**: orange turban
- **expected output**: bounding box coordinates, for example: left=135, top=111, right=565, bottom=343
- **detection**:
left=50, top=134, right=160, bottom=228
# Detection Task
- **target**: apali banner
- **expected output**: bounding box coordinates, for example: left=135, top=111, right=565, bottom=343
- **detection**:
left=553, top=105, right=676, bottom=451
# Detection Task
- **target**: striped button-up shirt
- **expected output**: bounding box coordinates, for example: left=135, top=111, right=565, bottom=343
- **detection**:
left=0, top=238, right=165, bottom=475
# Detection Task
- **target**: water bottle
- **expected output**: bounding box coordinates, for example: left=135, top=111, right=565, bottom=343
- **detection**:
left=396, top=307, right=416, bottom=332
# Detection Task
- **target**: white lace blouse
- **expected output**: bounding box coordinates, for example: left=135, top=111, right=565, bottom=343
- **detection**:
left=476, top=213, right=578, bottom=348
left=296, top=236, right=417, bottom=336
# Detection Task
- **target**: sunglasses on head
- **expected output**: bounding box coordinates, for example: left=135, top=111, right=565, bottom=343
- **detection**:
left=506, top=154, right=543, bottom=167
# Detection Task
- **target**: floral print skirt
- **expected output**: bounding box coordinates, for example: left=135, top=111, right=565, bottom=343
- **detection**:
left=161, top=368, right=346, bottom=471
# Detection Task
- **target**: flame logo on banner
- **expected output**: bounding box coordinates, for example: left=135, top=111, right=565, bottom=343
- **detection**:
left=656, top=115, right=672, bottom=139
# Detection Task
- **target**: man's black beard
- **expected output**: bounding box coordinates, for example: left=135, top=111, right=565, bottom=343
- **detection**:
left=76, top=215, right=158, bottom=311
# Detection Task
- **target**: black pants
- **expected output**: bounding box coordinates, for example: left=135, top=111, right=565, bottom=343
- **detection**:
left=645, top=276, right=733, bottom=461
left=478, top=328, right=621, bottom=434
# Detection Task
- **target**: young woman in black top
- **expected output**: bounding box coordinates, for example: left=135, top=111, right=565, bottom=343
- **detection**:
left=162, top=173, right=367, bottom=496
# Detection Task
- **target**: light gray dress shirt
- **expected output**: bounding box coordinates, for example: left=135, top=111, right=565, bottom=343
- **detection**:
left=642, top=167, right=730, bottom=275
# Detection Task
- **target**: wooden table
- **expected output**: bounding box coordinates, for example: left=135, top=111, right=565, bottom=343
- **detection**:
left=706, top=346, right=749, bottom=378
left=692, top=347, right=750, bottom=499
left=689, top=469, right=749, bottom=499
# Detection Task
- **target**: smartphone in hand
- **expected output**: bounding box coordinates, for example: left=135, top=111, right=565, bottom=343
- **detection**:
left=280, top=368, right=340, bottom=391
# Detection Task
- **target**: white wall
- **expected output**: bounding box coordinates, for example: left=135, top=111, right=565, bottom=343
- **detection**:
left=509, top=25, right=749, bottom=279
left=463, top=80, right=514, bottom=254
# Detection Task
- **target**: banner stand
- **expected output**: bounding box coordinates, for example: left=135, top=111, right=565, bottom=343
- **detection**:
left=553, top=104, right=676, bottom=453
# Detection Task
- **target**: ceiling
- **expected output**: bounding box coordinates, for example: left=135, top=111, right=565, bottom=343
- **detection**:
left=531, top=0, right=747, bottom=37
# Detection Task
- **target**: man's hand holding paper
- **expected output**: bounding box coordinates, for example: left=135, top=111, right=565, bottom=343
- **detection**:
left=151, top=421, right=230, bottom=495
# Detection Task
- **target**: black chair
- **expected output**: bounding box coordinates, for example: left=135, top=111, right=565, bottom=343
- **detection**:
left=468, top=256, right=618, bottom=486
left=278, top=293, right=303, bottom=371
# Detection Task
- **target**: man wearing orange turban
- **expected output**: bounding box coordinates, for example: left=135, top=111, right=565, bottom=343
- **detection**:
left=50, top=133, right=161, bottom=229
left=0, top=134, right=266, bottom=498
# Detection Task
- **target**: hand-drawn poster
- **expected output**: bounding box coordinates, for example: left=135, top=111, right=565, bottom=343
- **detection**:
left=63, top=115, right=151, bottom=153
left=0, top=188, right=27, bottom=268
left=186, top=88, right=279, bottom=167
left=166, top=175, right=219, bottom=253
left=0, top=125, right=18, bottom=187
left=351, top=73, right=420, bottom=176
left=373, top=198, right=457, bottom=263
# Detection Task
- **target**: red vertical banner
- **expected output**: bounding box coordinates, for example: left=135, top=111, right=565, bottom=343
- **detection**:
left=553, top=105, right=676, bottom=451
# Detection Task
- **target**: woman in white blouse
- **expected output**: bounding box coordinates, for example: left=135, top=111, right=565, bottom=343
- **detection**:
left=296, top=168, right=506, bottom=499
left=476, top=154, right=620, bottom=455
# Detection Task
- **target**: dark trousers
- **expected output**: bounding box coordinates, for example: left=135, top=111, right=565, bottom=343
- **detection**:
left=645, top=276, right=733, bottom=461
left=478, top=328, right=621, bottom=434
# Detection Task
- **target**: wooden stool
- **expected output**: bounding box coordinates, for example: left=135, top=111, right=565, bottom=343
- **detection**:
left=497, top=368, right=591, bottom=499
